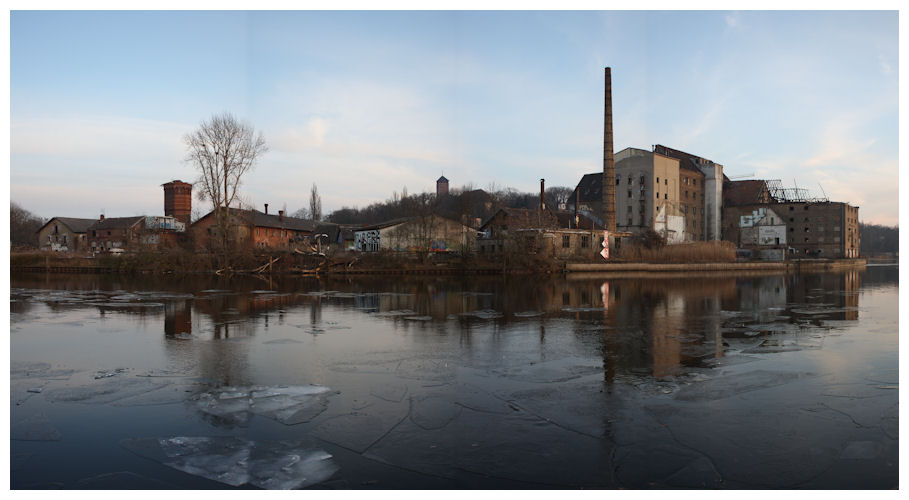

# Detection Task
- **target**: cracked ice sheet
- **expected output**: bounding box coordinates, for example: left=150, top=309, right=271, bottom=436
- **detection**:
left=11, top=413, right=61, bottom=441
left=44, top=376, right=178, bottom=405
left=311, top=398, right=409, bottom=453
left=650, top=401, right=844, bottom=487
left=363, top=406, right=615, bottom=487
left=673, top=370, right=804, bottom=402
left=121, top=437, right=338, bottom=489
left=193, top=385, right=335, bottom=426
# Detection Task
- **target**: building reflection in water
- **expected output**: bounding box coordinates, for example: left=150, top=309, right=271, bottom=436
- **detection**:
left=149, top=270, right=864, bottom=387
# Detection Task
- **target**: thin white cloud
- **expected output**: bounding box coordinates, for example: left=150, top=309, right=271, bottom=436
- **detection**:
left=877, top=54, right=893, bottom=75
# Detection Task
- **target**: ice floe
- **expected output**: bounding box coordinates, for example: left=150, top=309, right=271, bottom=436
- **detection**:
left=192, top=384, right=336, bottom=426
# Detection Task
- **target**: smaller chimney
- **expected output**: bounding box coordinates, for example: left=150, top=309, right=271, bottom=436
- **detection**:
left=540, top=179, right=546, bottom=211
left=264, top=203, right=269, bottom=215
left=278, top=210, right=284, bottom=221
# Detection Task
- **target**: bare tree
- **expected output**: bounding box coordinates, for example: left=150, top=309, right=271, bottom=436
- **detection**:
left=10, top=202, right=44, bottom=248
left=185, top=112, right=268, bottom=248
left=291, top=207, right=311, bottom=219
left=309, top=183, right=322, bottom=222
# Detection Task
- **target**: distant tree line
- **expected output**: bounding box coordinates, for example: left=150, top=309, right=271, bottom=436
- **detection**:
left=325, top=184, right=574, bottom=228
left=859, top=223, right=898, bottom=255
left=10, top=202, right=45, bottom=247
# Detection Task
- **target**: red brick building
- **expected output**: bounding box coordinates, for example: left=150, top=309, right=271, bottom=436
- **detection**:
left=192, top=207, right=316, bottom=250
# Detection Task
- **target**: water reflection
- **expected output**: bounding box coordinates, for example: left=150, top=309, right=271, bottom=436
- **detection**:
left=12, top=269, right=876, bottom=385
left=10, top=266, right=897, bottom=489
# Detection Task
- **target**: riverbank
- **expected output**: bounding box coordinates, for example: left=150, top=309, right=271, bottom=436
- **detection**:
left=11, top=251, right=867, bottom=276
left=565, top=258, right=867, bottom=274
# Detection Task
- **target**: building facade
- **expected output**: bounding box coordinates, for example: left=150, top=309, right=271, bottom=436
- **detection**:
left=354, top=215, right=475, bottom=253
left=87, top=216, right=146, bottom=252
left=723, top=201, right=859, bottom=258
left=570, top=145, right=722, bottom=244
left=192, top=207, right=316, bottom=250
left=37, top=217, right=96, bottom=252
left=477, top=208, right=604, bottom=258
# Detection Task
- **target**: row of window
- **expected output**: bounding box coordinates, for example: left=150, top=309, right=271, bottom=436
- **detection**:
left=560, top=235, right=591, bottom=248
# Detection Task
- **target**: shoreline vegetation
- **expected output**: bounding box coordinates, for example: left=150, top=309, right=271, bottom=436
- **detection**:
left=10, top=244, right=873, bottom=277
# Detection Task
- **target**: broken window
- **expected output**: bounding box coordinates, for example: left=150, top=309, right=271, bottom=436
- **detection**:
left=581, top=235, right=590, bottom=248
left=562, top=235, right=570, bottom=248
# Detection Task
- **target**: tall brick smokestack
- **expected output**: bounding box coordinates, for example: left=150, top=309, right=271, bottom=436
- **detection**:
left=602, top=67, right=616, bottom=232
left=540, top=179, right=546, bottom=210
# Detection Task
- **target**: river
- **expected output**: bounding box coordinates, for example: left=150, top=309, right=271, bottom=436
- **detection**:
left=10, top=265, right=898, bottom=489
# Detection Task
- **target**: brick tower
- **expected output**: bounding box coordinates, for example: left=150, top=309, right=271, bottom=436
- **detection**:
left=436, top=175, right=449, bottom=197
left=162, top=180, right=192, bottom=225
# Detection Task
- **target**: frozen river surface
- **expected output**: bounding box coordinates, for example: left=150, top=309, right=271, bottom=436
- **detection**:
left=10, top=266, right=898, bottom=489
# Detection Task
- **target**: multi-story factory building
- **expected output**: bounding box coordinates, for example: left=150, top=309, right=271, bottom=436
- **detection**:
left=569, top=145, right=723, bottom=243
left=722, top=179, right=860, bottom=258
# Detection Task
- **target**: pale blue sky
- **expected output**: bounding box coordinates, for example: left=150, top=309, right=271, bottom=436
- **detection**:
left=10, top=10, right=899, bottom=225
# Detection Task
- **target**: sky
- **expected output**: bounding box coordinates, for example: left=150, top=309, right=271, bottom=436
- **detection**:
left=9, top=10, right=900, bottom=225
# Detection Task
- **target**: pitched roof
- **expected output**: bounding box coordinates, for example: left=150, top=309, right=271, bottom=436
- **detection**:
left=570, top=172, right=603, bottom=204
left=653, top=144, right=716, bottom=174
left=193, top=208, right=317, bottom=232
left=88, top=216, right=146, bottom=231
left=38, top=217, right=97, bottom=234
left=437, top=175, right=449, bottom=183
left=249, top=211, right=317, bottom=232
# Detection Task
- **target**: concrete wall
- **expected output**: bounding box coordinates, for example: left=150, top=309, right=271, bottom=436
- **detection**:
left=615, top=148, right=682, bottom=240
left=698, top=162, right=723, bottom=241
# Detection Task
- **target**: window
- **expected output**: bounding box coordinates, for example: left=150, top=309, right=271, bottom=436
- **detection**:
left=640, top=175, right=645, bottom=185
left=627, top=177, right=631, bottom=185
left=789, top=206, right=794, bottom=211
left=693, top=179, right=697, bottom=186
left=685, top=191, right=689, bottom=198
left=656, top=192, right=659, bottom=199
left=693, top=207, right=697, bottom=215
left=581, top=235, right=590, bottom=248
left=656, top=177, right=660, bottom=184
left=616, top=177, right=620, bottom=185
left=770, top=217, right=774, bottom=224
left=627, top=190, right=632, bottom=198
left=664, top=194, right=668, bottom=199
left=664, top=179, right=668, bottom=185
left=562, top=235, right=570, bottom=248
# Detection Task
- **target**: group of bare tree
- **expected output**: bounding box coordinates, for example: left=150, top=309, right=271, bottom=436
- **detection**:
left=325, top=184, right=574, bottom=228
left=10, top=202, right=45, bottom=247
